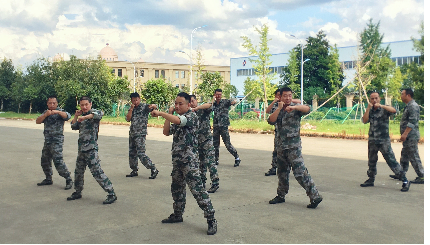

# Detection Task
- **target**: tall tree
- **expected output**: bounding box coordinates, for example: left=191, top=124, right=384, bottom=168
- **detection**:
left=194, top=72, right=229, bottom=102
left=0, top=58, right=15, bottom=111
left=280, top=49, right=300, bottom=96
left=10, top=67, right=26, bottom=113
left=241, top=24, right=278, bottom=119
left=142, top=78, right=179, bottom=109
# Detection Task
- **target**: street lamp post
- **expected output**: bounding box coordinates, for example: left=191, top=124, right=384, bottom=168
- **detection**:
left=290, top=35, right=308, bottom=104
left=189, top=25, right=207, bottom=94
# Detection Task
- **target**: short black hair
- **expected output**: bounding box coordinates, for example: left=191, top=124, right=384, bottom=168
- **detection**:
left=130, top=92, right=140, bottom=98
left=279, top=87, right=292, bottom=96
left=190, top=94, right=197, bottom=100
left=177, top=92, right=191, bottom=103
left=47, top=95, right=57, bottom=102
left=274, top=89, right=280, bottom=95
left=79, top=96, right=92, bottom=103
left=402, top=88, right=414, bottom=98
left=214, top=89, right=222, bottom=94
left=369, top=91, right=379, bottom=96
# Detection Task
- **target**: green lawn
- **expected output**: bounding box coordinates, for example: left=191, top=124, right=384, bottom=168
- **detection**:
left=1, top=112, right=423, bottom=138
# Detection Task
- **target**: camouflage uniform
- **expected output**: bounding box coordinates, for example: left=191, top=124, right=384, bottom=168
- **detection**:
left=168, top=109, right=215, bottom=218
left=212, top=99, right=239, bottom=161
left=71, top=109, right=114, bottom=193
left=399, top=99, right=424, bottom=178
left=40, top=107, right=72, bottom=180
left=363, top=107, right=403, bottom=179
left=268, top=103, right=322, bottom=202
left=195, top=106, right=219, bottom=187
left=270, top=102, right=279, bottom=169
left=127, top=103, right=156, bottom=172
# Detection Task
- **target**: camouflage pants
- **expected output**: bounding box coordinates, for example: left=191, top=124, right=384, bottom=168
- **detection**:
left=271, top=132, right=279, bottom=168
left=213, top=126, right=239, bottom=161
left=170, top=161, right=215, bottom=218
left=41, top=138, right=71, bottom=180
left=400, top=141, right=424, bottom=178
left=74, top=149, right=114, bottom=193
left=129, top=134, right=155, bottom=171
left=276, top=146, right=321, bottom=201
left=198, top=136, right=219, bottom=186
left=367, top=141, right=402, bottom=179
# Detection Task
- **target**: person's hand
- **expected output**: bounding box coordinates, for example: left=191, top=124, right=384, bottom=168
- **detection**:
left=285, top=106, right=295, bottom=113
left=148, top=104, right=157, bottom=110
left=367, top=102, right=373, bottom=109
left=168, top=107, right=175, bottom=114
left=373, top=103, right=381, bottom=109
left=45, top=110, right=53, bottom=116
left=192, top=107, right=198, bottom=112
left=274, top=97, right=279, bottom=102
left=51, top=110, right=60, bottom=114
left=278, top=101, right=284, bottom=109
left=130, top=103, right=135, bottom=110
left=77, top=115, right=87, bottom=122
left=400, top=133, right=407, bottom=142
left=75, top=110, right=82, bottom=117
left=150, top=110, right=160, bottom=117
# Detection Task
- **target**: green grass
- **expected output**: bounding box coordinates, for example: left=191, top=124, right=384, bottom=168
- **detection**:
left=1, top=112, right=423, bottom=137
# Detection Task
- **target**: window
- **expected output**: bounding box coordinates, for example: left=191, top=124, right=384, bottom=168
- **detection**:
left=181, top=71, right=185, bottom=78
left=118, top=69, right=122, bottom=77
left=161, top=70, right=165, bottom=78
left=175, top=84, right=179, bottom=88
left=181, top=84, right=185, bottom=88
left=155, top=70, right=159, bottom=78
left=112, top=69, right=115, bottom=75
left=175, top=71, right=179, bottom=78
left=140, top=70, right=144, bottom=77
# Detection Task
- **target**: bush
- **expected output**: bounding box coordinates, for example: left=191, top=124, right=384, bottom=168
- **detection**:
left=229, top=110, right=240, bottom=120
left=307, top=111, right=325, bottom=120
left=243, top=111, right=258, bottom=120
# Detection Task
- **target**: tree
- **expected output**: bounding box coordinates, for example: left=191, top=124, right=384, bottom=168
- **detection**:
left=10, top=67, right=26, bottom=113
left=243, top=77, right=263, bottom=102
left=241, top=24, right=278, bottom=119
left=108, top=76, right=130, bottom=117
left=142, top=78, right=179, bottom=109
left=0, top=58, right=15, bottom=111
left=194, top=72, right=228, bottom=102
left=223, top=84, right=239, bottom=99
left=280, top=49, right=300, bottom=95
left=385, top=67, right=404, bottom=103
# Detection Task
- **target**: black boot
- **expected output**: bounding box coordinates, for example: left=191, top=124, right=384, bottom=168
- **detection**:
left=103, top=192, right=117, bottom=204
left=126, top=170, right=138, bottom=177
left=208, top=184, right=219, bottom=193
left=265, top=167, right=277, bottom=176
left=65, top=178, right=73, bottom=190
left=149, top=168, right=158, bottom=179
left=67, top=191, right=82, bottom=201
left=360, top=178, right=374, bottom=187
left=207, top=218, right=217, bottom=235
left=161, top=213, right=183, bottom=223
left=37, top=178, right=53, bottom=186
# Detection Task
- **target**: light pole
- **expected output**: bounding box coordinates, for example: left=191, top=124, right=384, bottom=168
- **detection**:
left=290, top=34, right=308, bottom=104
left=189, top=25, right=207, bottom=94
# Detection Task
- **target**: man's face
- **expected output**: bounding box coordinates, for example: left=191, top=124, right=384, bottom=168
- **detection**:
left=190, top=97, right=198, bottom=108
left=47, top=98, right=58, bottom=110
left=369, top=93, right=380, bottom=107
left=400, top=90, right=409, bottom=103
left=215, top=91, right=222, bottom=102
left=175, top=96, right=190, bottom=115
left=275, top=92, right=281, bottom=100
left=79, top=100, right=92, bottom=113
left=131, top=97, right=141, bottom=106
left=280, top=91, right=293, bottom=106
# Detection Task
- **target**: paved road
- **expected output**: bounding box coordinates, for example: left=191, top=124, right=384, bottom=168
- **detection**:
left=0, top=118, right=425, bottom=243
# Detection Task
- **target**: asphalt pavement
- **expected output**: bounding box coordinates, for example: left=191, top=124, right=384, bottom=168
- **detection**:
left=0, top=118, right=425, bottom=244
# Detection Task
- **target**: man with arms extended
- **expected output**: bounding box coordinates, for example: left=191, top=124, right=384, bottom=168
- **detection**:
left=397, top=88, right=424, bottom=184
left=150, top=92, right=217, bottom=235
left=212, top=88, right=241, bottom=167
left=360, top=92, right=409, bottom=191
left=125, top=92, right=159, bottom=179
left=265, top=89, right=301, bottom=176
left=67, top=96, right=117, bottom=205
left=35, top=96, right=73, bottom=189
left=190, top=94, right=219, bottom=193
left=267, top=87, right=322, bottom=208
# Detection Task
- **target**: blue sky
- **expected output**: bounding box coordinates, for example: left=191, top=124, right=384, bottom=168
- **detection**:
left=0, top=0, right=424, bottom=68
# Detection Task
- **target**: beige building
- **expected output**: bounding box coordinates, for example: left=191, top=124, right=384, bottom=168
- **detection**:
left=98, top=44, right=230, bottom=92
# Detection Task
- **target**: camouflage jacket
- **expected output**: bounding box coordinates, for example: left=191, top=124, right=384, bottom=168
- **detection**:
left=169, top=110, right=199, bottom=165
left=71, top=109, right=103, bottom=152
left=195, top=106, right=213, bottom=143
left=400, top=99, right=421, bottom=143
left=128, top=103, right=151, bottom=136
left=269, top=102, right=279, bottom=133
left=213, top=99, right=234, bottom=127
left=268, top=102, right=310, bottom=149
left=364, top=107, right=395, bottom=143
left=41, top=107, right=71, bottom=140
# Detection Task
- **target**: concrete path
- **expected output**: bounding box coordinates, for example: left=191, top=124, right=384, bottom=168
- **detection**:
left=0, top=118, right=425, bottom=243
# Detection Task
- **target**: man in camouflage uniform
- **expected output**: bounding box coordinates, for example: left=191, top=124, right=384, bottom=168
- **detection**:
left=265, top=89, right=301, bottom=176
left=267, top=87, right=323, bottom=208
left=125, top=92, right=159, bottom=179
left=212, top=88, right=241, bottom=167
left=151, top=92, right=217, bottom=235
left=67, top=96, right=117, bottom=205
left=359, top=92, right=409, bottom=191
left=35, top=96, right=73, bottom=189
left=398, top=88, right=424, bottom=184
left=190, top=94, right=219, bottom=193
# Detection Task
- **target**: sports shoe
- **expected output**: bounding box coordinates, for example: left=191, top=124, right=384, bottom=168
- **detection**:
left=37, top=179, right=53, bottom=186
left=126, top=170, right=138, bottom=177
left=103, top=193, right=117, bottom=204
left=149, top=168, right=159, bottom=179
left=67, top=192, right=82, bottom=201
left=389, top=174, right=400, bottom=180
left=207, top=184, right=219, bottom=193
left=65, top=179, right=73, bottom=190
left=215, top=161, right=219, bottom=165
left=161, top=214, right=183, bottom=223
left=360, top=178, right=374, bottom=187
left=265, top=167, right=276, bottom=176
left=207, top=219, right=217, bottom=235
left=307, top=197, right=323, bottom=209
left=269, top=196, right=285, bottom=204
left=410, top=176, right=424, bottom=184
left=401, top=181, right=411, bottom=192
left=234, top=159, right=241, bottom=167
